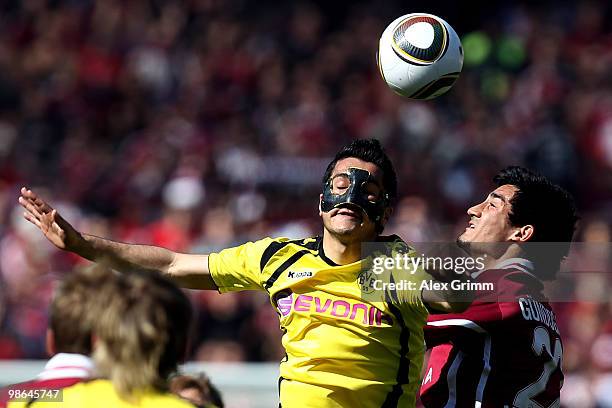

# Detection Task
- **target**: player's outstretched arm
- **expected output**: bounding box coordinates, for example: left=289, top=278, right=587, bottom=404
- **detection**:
left=18, top=187, right=218, bottom=290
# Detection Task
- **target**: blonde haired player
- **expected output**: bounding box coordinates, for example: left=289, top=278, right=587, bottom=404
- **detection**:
left=0, top=266, right=108, bottom=407
left=19, top=139, right=467, bottom=407
left=9, top=269, right=194, bottom=408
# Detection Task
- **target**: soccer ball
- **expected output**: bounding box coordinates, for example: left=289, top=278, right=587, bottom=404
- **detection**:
left=377, top=13, right=463, bottom=100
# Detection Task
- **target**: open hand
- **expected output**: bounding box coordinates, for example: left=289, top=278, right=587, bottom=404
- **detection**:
left=18, top=187, right=80, bottom=250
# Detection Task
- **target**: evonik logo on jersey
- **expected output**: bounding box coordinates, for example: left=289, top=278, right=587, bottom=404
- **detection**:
left=273, top=291, right=392, bottom=326
left=287, top=270, right=314, bottom=279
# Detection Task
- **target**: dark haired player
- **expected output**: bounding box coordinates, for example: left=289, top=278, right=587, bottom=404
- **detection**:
left=20, top=139, right=464, bottom=408
left=420, top=167, right=578, bottom=408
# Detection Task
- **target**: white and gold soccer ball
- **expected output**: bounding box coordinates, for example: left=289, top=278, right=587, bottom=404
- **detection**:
left=377, top=13, right=463, bottom=100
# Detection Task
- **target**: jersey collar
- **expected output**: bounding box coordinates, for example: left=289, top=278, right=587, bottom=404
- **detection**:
left=472, top=257, right=536, bottom=279
left=317, top=236, right=340, bottom=266
left=37, top=353, right=95, bottom=380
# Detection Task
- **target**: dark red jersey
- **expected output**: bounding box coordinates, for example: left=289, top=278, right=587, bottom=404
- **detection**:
left=420, top=258, right=563, bottom=408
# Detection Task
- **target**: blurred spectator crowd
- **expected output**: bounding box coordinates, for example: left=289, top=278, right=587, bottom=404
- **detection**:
left=0, top=0, right=610, bottom=406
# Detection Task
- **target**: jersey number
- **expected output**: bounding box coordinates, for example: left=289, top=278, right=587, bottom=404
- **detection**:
left=513, top=326, right=562, bottom=408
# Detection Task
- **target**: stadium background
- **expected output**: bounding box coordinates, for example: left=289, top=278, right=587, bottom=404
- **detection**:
left=0, top=0, right=610, bottom=406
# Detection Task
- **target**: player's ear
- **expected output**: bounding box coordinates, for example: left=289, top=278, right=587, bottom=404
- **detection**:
left=509, top=225, right=534, bottom=242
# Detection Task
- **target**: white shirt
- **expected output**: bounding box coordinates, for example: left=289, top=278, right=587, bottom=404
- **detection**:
left=36, top=353, right=94, bottom=381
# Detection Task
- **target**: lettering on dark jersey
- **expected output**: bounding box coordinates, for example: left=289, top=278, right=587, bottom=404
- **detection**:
left=518, top=297, right=560, bottom=335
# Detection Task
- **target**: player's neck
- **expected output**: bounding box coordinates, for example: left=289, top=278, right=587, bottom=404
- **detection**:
left=322, top=231, right=365, bottom=265
left=481, top=243, right=526, bottom=269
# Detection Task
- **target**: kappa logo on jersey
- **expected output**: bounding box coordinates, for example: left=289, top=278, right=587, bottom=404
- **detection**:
left=287, top=270, right=313, bottom=279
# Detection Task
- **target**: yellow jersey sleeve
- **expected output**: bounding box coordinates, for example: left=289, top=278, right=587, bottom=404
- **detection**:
left=399, top=263, right=433, bottom=314
left=208, top=237, right=282, bottom=293
left=384, top=243, right=432, bottom=315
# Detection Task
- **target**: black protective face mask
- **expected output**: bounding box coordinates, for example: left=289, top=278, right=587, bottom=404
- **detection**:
left=321, top=167, right=390, bottom=225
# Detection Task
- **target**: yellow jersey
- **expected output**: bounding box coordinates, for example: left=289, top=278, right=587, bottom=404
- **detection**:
left=7, top=379, right=194, bottom=408
left=208, top=235, right=431, bottom=408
